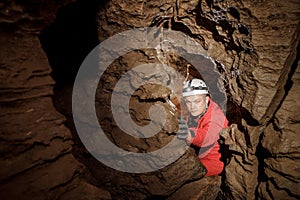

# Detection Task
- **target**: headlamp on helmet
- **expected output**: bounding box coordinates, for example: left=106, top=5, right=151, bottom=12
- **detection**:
left=182, top=79, right=209, bottom=97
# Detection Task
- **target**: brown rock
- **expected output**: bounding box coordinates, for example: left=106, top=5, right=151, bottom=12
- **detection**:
left=258, top=61, right=300, bottom=198
left=1, top=0, right=300, bottom=199
left=0, top=0, right=111, bottom=199
left=167, top=176, right=222, bottom=200
left=60, top=181, right=111, bottom=200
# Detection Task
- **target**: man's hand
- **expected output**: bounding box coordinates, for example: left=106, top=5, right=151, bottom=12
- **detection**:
left=186, top=129, right=195, bottom=143
left=177, top=118, right=189, bottom=139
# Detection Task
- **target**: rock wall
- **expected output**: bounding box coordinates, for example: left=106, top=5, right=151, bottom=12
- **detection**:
left=0, top=0, right=299, bottom=199
left=96, top=0, right=300, bottom=199
left=0, top=0, right=111, bottom=199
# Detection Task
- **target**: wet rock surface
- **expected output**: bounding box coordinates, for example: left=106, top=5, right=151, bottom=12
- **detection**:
left=1, top=0, right=300, bottom=200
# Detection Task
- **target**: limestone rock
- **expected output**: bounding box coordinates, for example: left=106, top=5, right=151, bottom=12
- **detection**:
left=0, top=0, right=111, bottom=199
left=1, top=0, right=300, bottom=199
left=167, top=176, right=222, bottom=200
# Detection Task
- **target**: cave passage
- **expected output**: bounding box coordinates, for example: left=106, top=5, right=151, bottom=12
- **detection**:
left=39, top=1, right=243, bottom=199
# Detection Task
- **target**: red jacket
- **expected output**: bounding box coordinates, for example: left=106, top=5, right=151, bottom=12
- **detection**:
left=186, top=98, right=228, bottom=176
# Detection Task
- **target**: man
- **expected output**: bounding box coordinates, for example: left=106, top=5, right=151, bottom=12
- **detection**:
left=178, top=78, right=228, bottom=176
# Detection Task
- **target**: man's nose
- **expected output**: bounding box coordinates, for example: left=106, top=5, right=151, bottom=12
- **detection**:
left=191, top=102, right=196, bottom=109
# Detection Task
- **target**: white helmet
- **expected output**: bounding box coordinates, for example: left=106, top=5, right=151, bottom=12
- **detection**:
left=182, top=78, right=209, bottom=97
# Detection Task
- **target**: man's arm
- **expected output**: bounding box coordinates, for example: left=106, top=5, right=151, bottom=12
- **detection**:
left=186, top=122, right=223, bottom=148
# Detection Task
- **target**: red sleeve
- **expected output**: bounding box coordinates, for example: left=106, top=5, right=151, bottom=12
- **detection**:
left=186, top=101, right=228, bottom=147
left=188, top=122, right=223, bottom=147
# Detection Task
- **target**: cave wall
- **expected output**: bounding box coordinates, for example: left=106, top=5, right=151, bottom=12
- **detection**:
left=96, top=0, right=300, bottom=199
left=0, top=0, right=299, bottom=200
left=0, top=0, right=111, bottom=199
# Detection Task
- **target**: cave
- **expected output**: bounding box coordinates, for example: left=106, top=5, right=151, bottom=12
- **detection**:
left=0, top=0, right=299, bottom=200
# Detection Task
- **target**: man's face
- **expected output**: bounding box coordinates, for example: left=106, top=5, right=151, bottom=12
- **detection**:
left=185, top=94, right=208, bottom=117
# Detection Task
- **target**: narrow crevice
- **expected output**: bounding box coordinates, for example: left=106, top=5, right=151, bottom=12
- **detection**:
left=38, top=0, right=108, bottom=148
left=260, top=22, right=300, bottom=126
left=38, top=0, right=111, bottom=198
left=269, top=177, right=300, bottom=199
left=39, top=0, right=104, bottom=85
left=269, top=25, right=300, bottom=125
left=254, top=25, right=300, bottom=197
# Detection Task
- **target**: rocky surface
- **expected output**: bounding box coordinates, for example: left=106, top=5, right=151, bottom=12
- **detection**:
left=258, top=60, right=300, bottom=199
left=0, top=0, right=111, bottom=199
left=0, top=0, right=299, bottom=199
left=167, top=176, right=222, bottom=200
left=96, top=0, right=300, bottom=199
